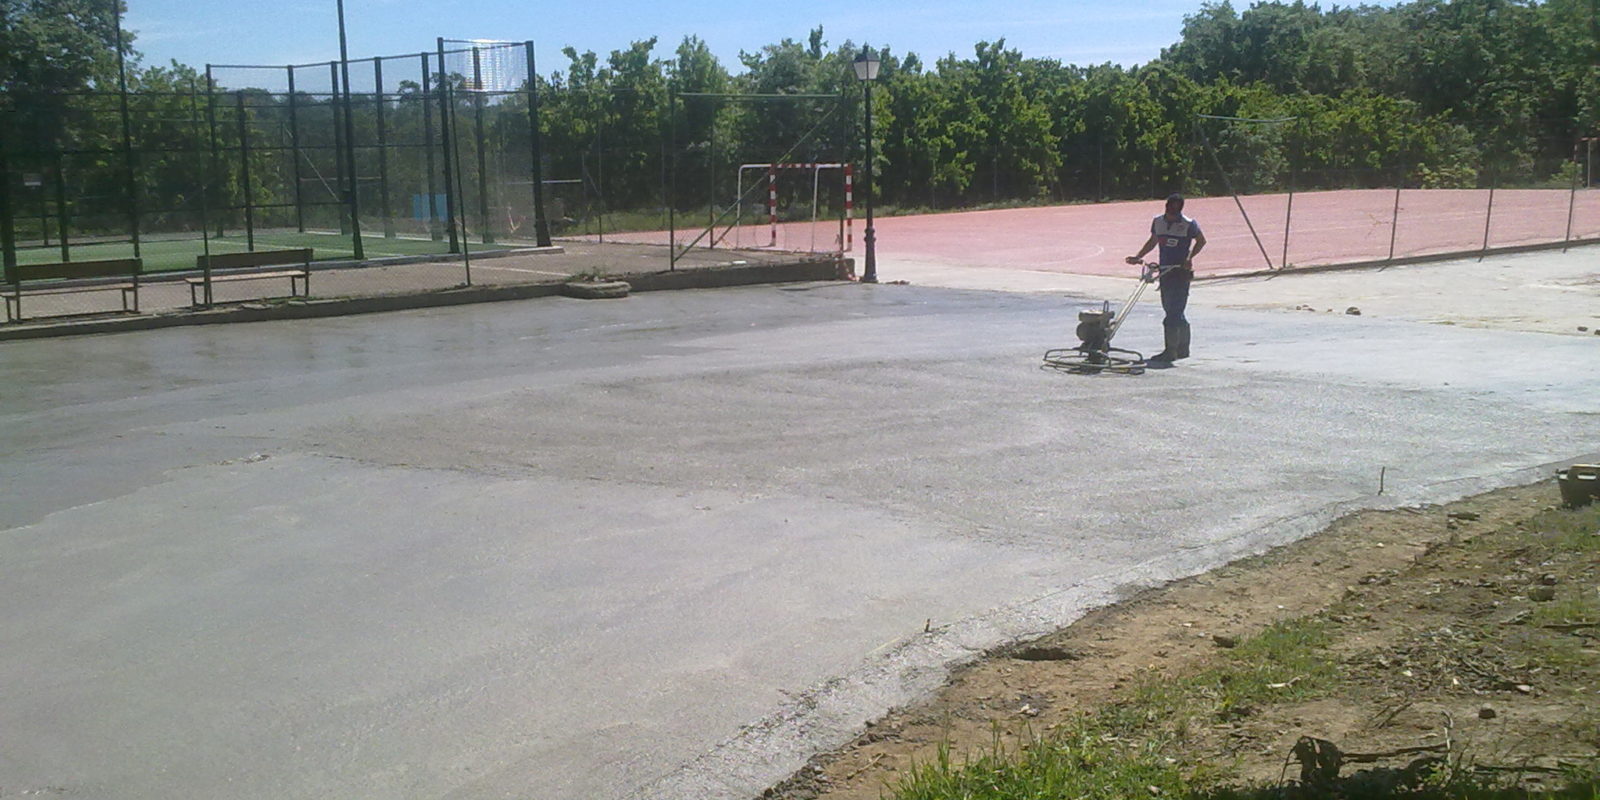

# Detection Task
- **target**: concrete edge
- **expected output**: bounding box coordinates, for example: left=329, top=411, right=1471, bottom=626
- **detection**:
left=632, top=452, right=1600, bottom=800
left=1197, top=236, right=1600, bottom=283
left=0, top=258, right=850, bottom=342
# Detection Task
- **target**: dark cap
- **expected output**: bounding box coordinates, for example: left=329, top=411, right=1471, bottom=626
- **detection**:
left=1165, top=193, right=1184, bottom=205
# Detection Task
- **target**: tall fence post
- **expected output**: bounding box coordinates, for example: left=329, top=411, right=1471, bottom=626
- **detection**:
left=436, top=39, right=460, bottom=253
left=668, top=86, right=677, bottom=269
left=1480, top=167, right=1497, bottom=261
left=471, top=46, right=494, bottom=245
left=525, top=40, right=551, bottom=247
left=421, top=52, right=442, bottom=242
left=114, top=9, right=141, bottom=259
left=1282, top=126, right=1296, bottom=270
left=205, top=65, right=223, bottom=239
left=235, top=91, right=256, bottom=251
left=335, top=0, right=364, bottom=260
left=1564, top=137, right=1580, bottom=252
left=1386, top=166, right=1403, bottom=262
left=0, top=145, right=16, bottom=277
left=191, top=81, right=214, bottom=307
left=374, top=57, right=395, bottom=238
left=53, top=152, right=70, bottom=261
left=288, top=66, right=306, bottom=233
left=330, top=62, right=350, bottom=236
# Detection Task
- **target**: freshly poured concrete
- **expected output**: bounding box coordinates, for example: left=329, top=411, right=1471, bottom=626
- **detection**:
left=3, top=260, right=1597, bottom=799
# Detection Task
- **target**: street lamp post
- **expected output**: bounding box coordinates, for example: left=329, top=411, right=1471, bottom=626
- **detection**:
left=853, top=48, right=880, bottom=283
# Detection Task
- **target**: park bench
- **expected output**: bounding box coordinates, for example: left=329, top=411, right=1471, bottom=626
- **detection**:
left=190, top=248, right=313, bottom=306
left=4, top=258, right=143, bottom=322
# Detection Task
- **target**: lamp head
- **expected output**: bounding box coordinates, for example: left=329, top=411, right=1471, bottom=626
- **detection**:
left=853, top=48, right=881, bottom=82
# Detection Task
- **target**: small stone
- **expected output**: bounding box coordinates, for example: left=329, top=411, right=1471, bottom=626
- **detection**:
left=1539, top=573, right=1558, bottom=586
left=1581, top=326, right=1591, bottom=332
left=1514, top=684, right=1534, bottom=695
left=1479, top=706, right=1497, bottom=719
left=1213, top=635, right=1239, bottom=649
left=1346, top=306, right=1362, bottom=315
left=1529, top=586, right=1557, bottom=602
left=1448, top=511, right=1480, bottom=521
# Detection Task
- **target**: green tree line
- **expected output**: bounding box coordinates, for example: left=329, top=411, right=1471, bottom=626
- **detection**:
left=3, top=0, right=1597, bottom=240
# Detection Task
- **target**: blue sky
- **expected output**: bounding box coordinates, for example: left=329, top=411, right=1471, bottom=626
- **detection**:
left=126, top=0, right=1233, bottom=78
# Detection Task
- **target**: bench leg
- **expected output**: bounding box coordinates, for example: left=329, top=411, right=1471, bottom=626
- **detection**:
left=122, top=286, right=139, bottom=314
left=293, top=273, right=309, bottom=298
left=190, top=282, right=200, bottom=307
left=3, top=292, right=17, bottom=323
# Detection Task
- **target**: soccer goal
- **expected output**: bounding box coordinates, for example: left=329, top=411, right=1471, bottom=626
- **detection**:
left=727, top=162, right=854, bottom=254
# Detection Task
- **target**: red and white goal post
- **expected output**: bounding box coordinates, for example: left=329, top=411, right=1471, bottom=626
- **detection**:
left=731, top=163, right=854, bottom=253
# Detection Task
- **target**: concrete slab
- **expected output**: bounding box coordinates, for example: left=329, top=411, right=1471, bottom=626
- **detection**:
left=2, top=258, right=1597, bottom=799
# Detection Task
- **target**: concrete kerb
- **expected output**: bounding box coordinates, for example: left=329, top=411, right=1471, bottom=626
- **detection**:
left=0, top=257, right=850, bottom=342
left=1196, top=235, right=1600, bottom=283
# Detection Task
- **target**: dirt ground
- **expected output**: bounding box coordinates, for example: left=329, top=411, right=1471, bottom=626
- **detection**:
left=766, top=480, right=1600, bottom=799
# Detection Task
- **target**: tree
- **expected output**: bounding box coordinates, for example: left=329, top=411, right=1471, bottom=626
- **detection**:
left=1, top=0, right=129, bottom=149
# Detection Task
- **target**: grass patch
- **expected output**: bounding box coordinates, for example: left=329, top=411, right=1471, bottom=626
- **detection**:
left=882, top=499, right=1600, bottom=800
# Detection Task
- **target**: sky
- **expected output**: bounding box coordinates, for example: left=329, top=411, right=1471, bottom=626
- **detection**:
left=125, top=0, right=1235, bottom=82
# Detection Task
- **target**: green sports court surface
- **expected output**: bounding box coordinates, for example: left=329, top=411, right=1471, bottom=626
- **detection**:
left=10, top=229, right=531, bottom=274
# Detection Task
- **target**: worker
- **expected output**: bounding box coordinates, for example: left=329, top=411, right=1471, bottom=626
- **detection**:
left=1126, top=193, right=1206, bottom=365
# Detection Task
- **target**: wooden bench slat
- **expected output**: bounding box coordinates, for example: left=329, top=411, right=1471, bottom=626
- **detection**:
left=14, top=258, right=142, bottom=283
left=197, top=249, right=313, bottom=270
left=185, top=270, right=308, bottom=285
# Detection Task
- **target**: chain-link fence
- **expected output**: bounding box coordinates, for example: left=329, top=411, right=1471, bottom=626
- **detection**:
left=1188, top=116, right=1598, bottom=271
left=1, top=40, right=572, bottom=320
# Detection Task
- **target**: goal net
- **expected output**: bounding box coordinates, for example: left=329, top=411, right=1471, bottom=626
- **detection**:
left=723, top=162, right=854, bottom=254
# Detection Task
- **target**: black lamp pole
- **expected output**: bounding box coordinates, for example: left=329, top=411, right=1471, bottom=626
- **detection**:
left=854, top=48, right=880, bottom=283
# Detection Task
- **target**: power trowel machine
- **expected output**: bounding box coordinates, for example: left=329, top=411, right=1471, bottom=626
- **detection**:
left=1042, top=261, right=1172, bottom=375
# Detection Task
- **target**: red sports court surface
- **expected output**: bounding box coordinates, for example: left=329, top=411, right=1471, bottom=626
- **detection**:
left=865, top=189, right=1600, bottom=277
left=588, top=188, right=1600, bottom=278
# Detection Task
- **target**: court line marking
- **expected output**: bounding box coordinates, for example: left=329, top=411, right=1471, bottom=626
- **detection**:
left=474, top=265, right=572, bottom=277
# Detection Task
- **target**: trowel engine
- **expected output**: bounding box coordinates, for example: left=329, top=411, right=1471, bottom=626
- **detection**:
left=1042, top=262, right=1168, bottom=375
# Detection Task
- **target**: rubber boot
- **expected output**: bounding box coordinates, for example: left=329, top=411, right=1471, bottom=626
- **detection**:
left=1174, top=322, right=1191, bottom=360
left=1150, top=325, right=1181, bottom=364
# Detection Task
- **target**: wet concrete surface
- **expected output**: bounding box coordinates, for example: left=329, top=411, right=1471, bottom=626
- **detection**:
left=2, top=271, right=1598, bottom=799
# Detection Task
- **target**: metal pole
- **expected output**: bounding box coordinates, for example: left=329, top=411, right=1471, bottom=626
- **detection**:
left=0, top=145, right=15, bottom=277
left=449, top=74, right=473, bottom=282
left=1480, top=171, right=1497, bottom=260
left=206, top=65, right=223, bottom=238
left=436, top=39, right=460, bottom=252
left=471, top=46, right=494, bottom=245
left=668, top=86, right=676, bottom=269
left=707, top=104, right=716, bottom=248
left=1198, top=122, right=1272, bottom=270
left=374, top=58, right=394, bottom=238
left=287, top=66, right=306, bottom=232
left=114, top=5, right=141, bottom=258
left=192, top=81, right=214, bottom=306
left=330, top=61, right=349, bottom=236
left=525, top=41, right=551, bottom=247
left=1282, top=127, right=1296, bottom=270
left=336, top=0, right=364, bottom=260
left=236, top=91, right=255, bottom=251
left=421, top=53, right=441, bottom=241
left=1386, top=168, right=1402, bottom=262
left=1565, top=138, right=1580, bottom=252
left=862, top=78, right=877, bottom=283
left=53, top=152, right=69, bottom=261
